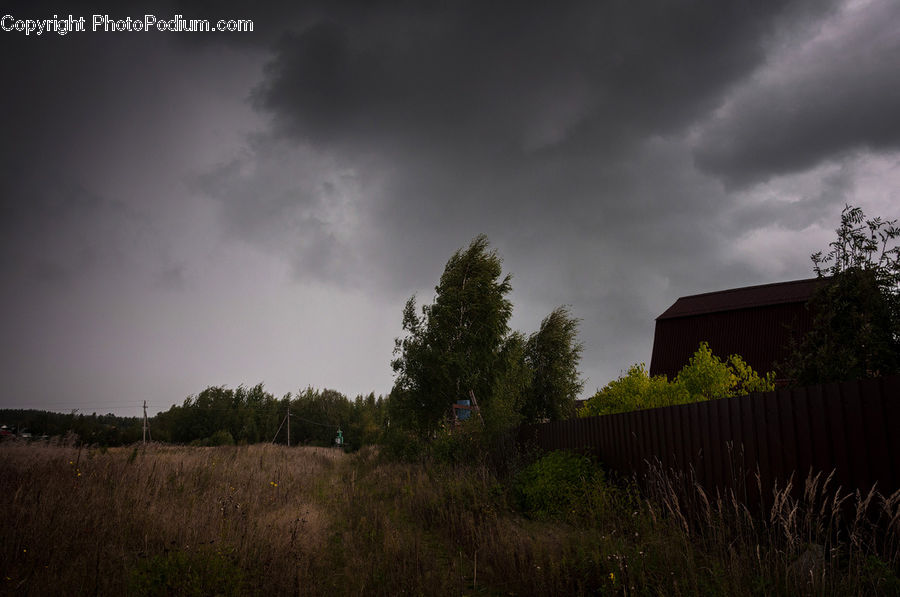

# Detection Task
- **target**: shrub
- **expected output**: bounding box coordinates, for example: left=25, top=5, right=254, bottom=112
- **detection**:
left=513, top=450, right=599, bottom=519
left=578, top=363, right=687, bottom=416
left=128, top=548, right=246, bottom=597
left=579, top=342, right=775, bottom=417
left=430, top=424, right=483, bottom=466
left=379, top=426, right=428, bottom=463
left=676, top=342, right=774, bottom=399
left=205, top=429, right=236, bottom=446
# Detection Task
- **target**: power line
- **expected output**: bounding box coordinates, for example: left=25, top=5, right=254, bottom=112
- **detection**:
left=1, top=403, right=146, bottom=411
left=290, top=413, right=341, bottom=428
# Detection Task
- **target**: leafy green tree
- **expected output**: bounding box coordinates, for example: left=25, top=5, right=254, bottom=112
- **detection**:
left=578, top=343, right=774, bottom=417
left=486, top=331, right=531, bottom=431
left=521, top=306, right=585, bottom=423
left=390, top=235, right=513, bottom=435
left=148, top=383, right=385, bottom=448
left=577, top=363, right=685, bottom=416
left=201, top=429, right=236, bottom=446
left=785, top=205, right=900, bottom=384
left=345, top=392, right=386, bottom=450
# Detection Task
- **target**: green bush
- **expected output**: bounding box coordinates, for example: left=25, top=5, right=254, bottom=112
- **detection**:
left=128, top=549, right=245, bottom=597
left=380, top=427, right=428, bottom=463
left=205, top=429, right=236, bottom=446
left=430, top=422, right=489, bottom=466
left=513, top=450, right=599, bottom=519
left=579, top=342, right=776, bottom=417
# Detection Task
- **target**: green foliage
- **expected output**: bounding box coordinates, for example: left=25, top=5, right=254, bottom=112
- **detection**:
left=202, top=429, right=236, bottom=446
left=156, top=384, right=283, bottom=446
left=513, top=450, right=600, bottom=519
left=578, top=363, right=688, bottom=416
left=521, top=306, right=585, bottom=423
left=785, top=205, right=900, bottom=384
left=811, top=204, right=900, bottom=289
left=860, top=555, right=900, bottom=595
left=0, top=409, right=146, bottom=446
left=128, top=549, right=246, bottom=597
left=579, top=343, right=775, bottom=417
left=677, top=342, right=776, bottom=399
left=389, top=236, right=586, bottom=437
left=430, top=424, right=485, bottom=466
left=150, top=384, right=386, bottom=449
left=344, top=392, right=386, bottom=450
left=291, top=387, right=350, bottom=446
left=485, top=331, right=530, bottom=431
left=390, top=235, right=514, bottom=435
left=379, top=426, right=429, bottom=463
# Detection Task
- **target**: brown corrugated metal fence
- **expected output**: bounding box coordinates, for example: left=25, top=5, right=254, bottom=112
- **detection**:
left=518, top=374, right=900, bottom=503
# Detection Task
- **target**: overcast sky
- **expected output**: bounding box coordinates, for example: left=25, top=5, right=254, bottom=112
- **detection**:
left=2, top=0, right=899, bottom=417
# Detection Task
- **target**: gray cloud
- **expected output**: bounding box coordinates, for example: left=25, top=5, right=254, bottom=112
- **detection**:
left=191, top=137, right=371, bottom=287
left=0, top=167, right=141, bottom=288
left=693, top=0, right=900, bottom=186
left=243, top=1, right=841, bottom=290
left=2, top=0, right=897, bottom=417
left=254, top=2, right=805, bottom=154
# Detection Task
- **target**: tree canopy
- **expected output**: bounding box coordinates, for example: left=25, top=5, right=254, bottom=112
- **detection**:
left=784, top=205, right=900, bottom=384
left=521, top=306, right=584, bottom=423
left=389, top=235, right=584, bottom=435
left=578, top=342, right=775, bottom=417
left=390, top=235, right=514, bottom=434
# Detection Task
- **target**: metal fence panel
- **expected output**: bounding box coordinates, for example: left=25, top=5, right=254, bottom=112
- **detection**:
left=520, top=375, right=900, bottom=499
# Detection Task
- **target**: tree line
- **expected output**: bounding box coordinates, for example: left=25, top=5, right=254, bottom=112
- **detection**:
left=153, top=384, right=387, bottom=449
left=0, top=386, right=387, bottom=449
left=0, top=409, right=145, bottom=445
left=4, top=205, right=896, bottom=447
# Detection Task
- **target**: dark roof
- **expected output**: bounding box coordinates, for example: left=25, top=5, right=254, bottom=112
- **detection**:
left=656, top=278, right=826, bottom=320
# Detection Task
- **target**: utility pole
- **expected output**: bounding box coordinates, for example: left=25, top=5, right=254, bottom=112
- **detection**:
left=286, top=406, right=290, bottom=447
left=142, top=400, right=151, bottom=443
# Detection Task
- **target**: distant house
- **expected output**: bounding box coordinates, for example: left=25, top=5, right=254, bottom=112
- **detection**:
left=649, top=278, right=827, bottom=382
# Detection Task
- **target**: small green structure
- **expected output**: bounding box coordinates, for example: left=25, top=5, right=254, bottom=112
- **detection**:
left=334, top=428, right=343, bottom=447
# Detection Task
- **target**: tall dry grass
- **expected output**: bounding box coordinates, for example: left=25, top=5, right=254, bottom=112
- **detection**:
left=1, top=441, right=339, bottom=596
left=640, top=458, right=900, bottom=596
left=2, top=440, right=898, bottom=595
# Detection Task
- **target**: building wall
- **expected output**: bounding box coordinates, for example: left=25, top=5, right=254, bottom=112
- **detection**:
left=648, top=302, right=815, bottom=380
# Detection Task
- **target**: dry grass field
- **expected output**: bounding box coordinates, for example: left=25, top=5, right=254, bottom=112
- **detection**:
left=1, top=442, right=340, bottom=596
left=2, top=440, right=899, bottom=596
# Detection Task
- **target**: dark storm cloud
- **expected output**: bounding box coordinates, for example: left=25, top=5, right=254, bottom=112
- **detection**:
left=693, top=0, right=900, bottom=187
left=0, top=175, right=140, bottom=285
left=240, top=0, right=842, bottom=295
left=255, top=1, right=808, bottom=153
left=4, top=0, right=894, bottom=416
left=1, top=15, right=263, bottom=285
left=0, top=31, right=157, bottom=275
left=192, top=140, right=360, bottom=284
left=0, top=28, right=152, bottom=284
